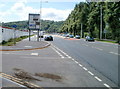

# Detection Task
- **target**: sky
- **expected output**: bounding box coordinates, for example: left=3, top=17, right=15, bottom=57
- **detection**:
left=0, top=0, right=85, bottom=23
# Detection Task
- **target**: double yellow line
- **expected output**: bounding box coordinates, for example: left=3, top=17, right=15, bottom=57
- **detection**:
left=0, top=72, right=43, bottom=89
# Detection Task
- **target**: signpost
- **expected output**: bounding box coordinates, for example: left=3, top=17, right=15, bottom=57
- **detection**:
left=28, top=14, right=40, bottom=41
left=12, top=25, right=17, bottom=45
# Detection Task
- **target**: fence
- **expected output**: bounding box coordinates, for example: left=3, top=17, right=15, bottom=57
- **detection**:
left=0, top=26, right=29, bottom=43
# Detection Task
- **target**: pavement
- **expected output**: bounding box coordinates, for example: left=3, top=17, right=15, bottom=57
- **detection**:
left=0, top=36, right=50, bottom=51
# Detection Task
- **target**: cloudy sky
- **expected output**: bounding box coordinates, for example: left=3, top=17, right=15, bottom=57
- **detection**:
left=0, top=0, right=85, bottom=22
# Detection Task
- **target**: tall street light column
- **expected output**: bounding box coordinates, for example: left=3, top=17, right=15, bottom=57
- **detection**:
left=39, top=0, right=48, bottom=41
left=100, top=5, right=103, bottom=40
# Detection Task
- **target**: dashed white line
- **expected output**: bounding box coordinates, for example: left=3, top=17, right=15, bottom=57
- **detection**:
left=83, top=67, right=88, bottom=71
left=72, top=59, right=75, bottom=61
left=52, top=44, right=112, bottom=88
left=75, top=61, right=79, bottom=64
left=104, top=83, right=111, bottom=88
left=94, top=76, right=102, bottom=82
left=79, top=64, right=83, bottom=67
left=88, top=71, right=94, bottom=76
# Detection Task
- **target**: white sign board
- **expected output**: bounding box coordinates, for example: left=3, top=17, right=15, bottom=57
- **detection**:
left=29, top=14, right=40, bottom=29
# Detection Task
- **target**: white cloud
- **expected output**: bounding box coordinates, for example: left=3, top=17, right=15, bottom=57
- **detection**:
left=1, top=0, right=85, bottom=2
left=0, top=2, right=72, bottom=22
left=42, top=8, right=72, bottom=21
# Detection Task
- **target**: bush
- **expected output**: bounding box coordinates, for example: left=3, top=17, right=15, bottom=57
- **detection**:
left=2, top=40, right=7, bottom=44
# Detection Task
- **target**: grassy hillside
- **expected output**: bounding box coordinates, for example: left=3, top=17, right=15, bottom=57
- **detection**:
left=3, top=20, right=64, bottom=33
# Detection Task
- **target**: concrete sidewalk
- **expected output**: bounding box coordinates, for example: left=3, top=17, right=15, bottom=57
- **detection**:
left=0, top=39, right=50, bottom=51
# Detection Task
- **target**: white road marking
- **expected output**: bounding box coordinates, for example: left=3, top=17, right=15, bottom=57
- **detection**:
left=51, top=44, right=112, bottom=88
left=109, top=52, right=119, bottom=55
left=31, top=53, right=38, bottom=56
left=95, top=47, right=103, bottom=51
left=51, top=47, right=64, bottom=58
left=94, top=76, right=102, bottom=82
left=75, top=61, right=79, bottom=64
left=79, top=64, right=83, bottom=67
left=83, top=67, right=88, bottom=71
left=88, top=71, right=94, bottom=76
left=82, top=44, right=88, bottom=46
left=24, top=46, right=32, bottom=48
left=103, top=83, right=111, bottom=88
left=72, top=59, right=75, bottom=61
left=52, top=45, right=72, bottom=59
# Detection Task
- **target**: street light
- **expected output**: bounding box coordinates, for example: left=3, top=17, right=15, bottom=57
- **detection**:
left=39, top=0, right=48, bottom=41
left=100, top=5, right=103, bottom=40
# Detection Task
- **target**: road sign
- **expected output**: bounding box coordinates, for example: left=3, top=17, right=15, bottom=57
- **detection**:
left=12, top=25, right=17, bottom=28
left=28, top=14, right=40, bottom=30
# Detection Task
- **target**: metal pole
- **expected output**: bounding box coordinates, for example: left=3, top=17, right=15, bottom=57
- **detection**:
left=14, top=28, right=16, bottom=45
left=29, top=29, right=31, bottom=41
left=81, top=23, right=83, bottom=38
left=100, top=5, right=102, bottom=40
left=39, top=0, right=42, bottom=41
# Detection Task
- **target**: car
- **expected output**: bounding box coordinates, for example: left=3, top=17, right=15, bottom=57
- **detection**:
left=69, top=35, right=74, bottom=38
left=44, top=35, right=53, bottom=41
left=86, top=36, right=94, bottom=41
left=75, top=35, right=80, bottom=39
left=65, top=34, right=70, bottom=37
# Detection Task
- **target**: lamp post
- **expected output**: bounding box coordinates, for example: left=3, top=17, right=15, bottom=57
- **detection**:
left=39, top=0, right=48, bottom=41
left=100, top=4, right=103, bottom=40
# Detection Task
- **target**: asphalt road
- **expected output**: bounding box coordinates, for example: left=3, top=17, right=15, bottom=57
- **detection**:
left=2, top=35, right=119, bottom=88
left=51, top=35, right=119, bottom=87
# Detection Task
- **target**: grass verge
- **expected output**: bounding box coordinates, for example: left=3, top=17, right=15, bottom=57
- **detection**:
left=95, top=39, right=118, bottom=44
left=0, top=35, right=33, bottom=46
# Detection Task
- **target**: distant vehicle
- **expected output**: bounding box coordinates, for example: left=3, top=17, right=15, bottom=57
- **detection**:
left=86, top=36, right=94, bottom=41
left=69, top=35, right=74, bottom=38
left=64, top=34, right=69, bottom=37
left=44, top=35, right=53, bottom=41
left=39, top=31, right=45, bottom=38
left=75, top=35, right=80, bottom=39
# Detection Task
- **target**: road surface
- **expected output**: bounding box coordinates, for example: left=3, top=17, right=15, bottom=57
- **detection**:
left=2, top=35, right=119, bottom=88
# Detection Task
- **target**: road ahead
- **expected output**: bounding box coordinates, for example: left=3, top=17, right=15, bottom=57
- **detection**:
left=2, top=35, right=119, bottom=88
left=51, top=35, right=119, bottom=86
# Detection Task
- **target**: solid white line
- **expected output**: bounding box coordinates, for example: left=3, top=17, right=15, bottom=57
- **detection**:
left=94, top=76, right=102, bottom=82
left=83, top=67, right=88, bottom=71
left=51, top=47, right=64, bottom=58
left=53, top=45, right=72, bottom=58
left=88, top=71, right=94, bottom=76
left=104, top=83, right=111, bottom=88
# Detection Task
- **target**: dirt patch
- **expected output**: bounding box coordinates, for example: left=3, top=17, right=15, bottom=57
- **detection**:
left=13, top=68, right=41, bottom=81
left=35, top=73, right=62, bottom=82
left=13, top=68, right=22, bottom=71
